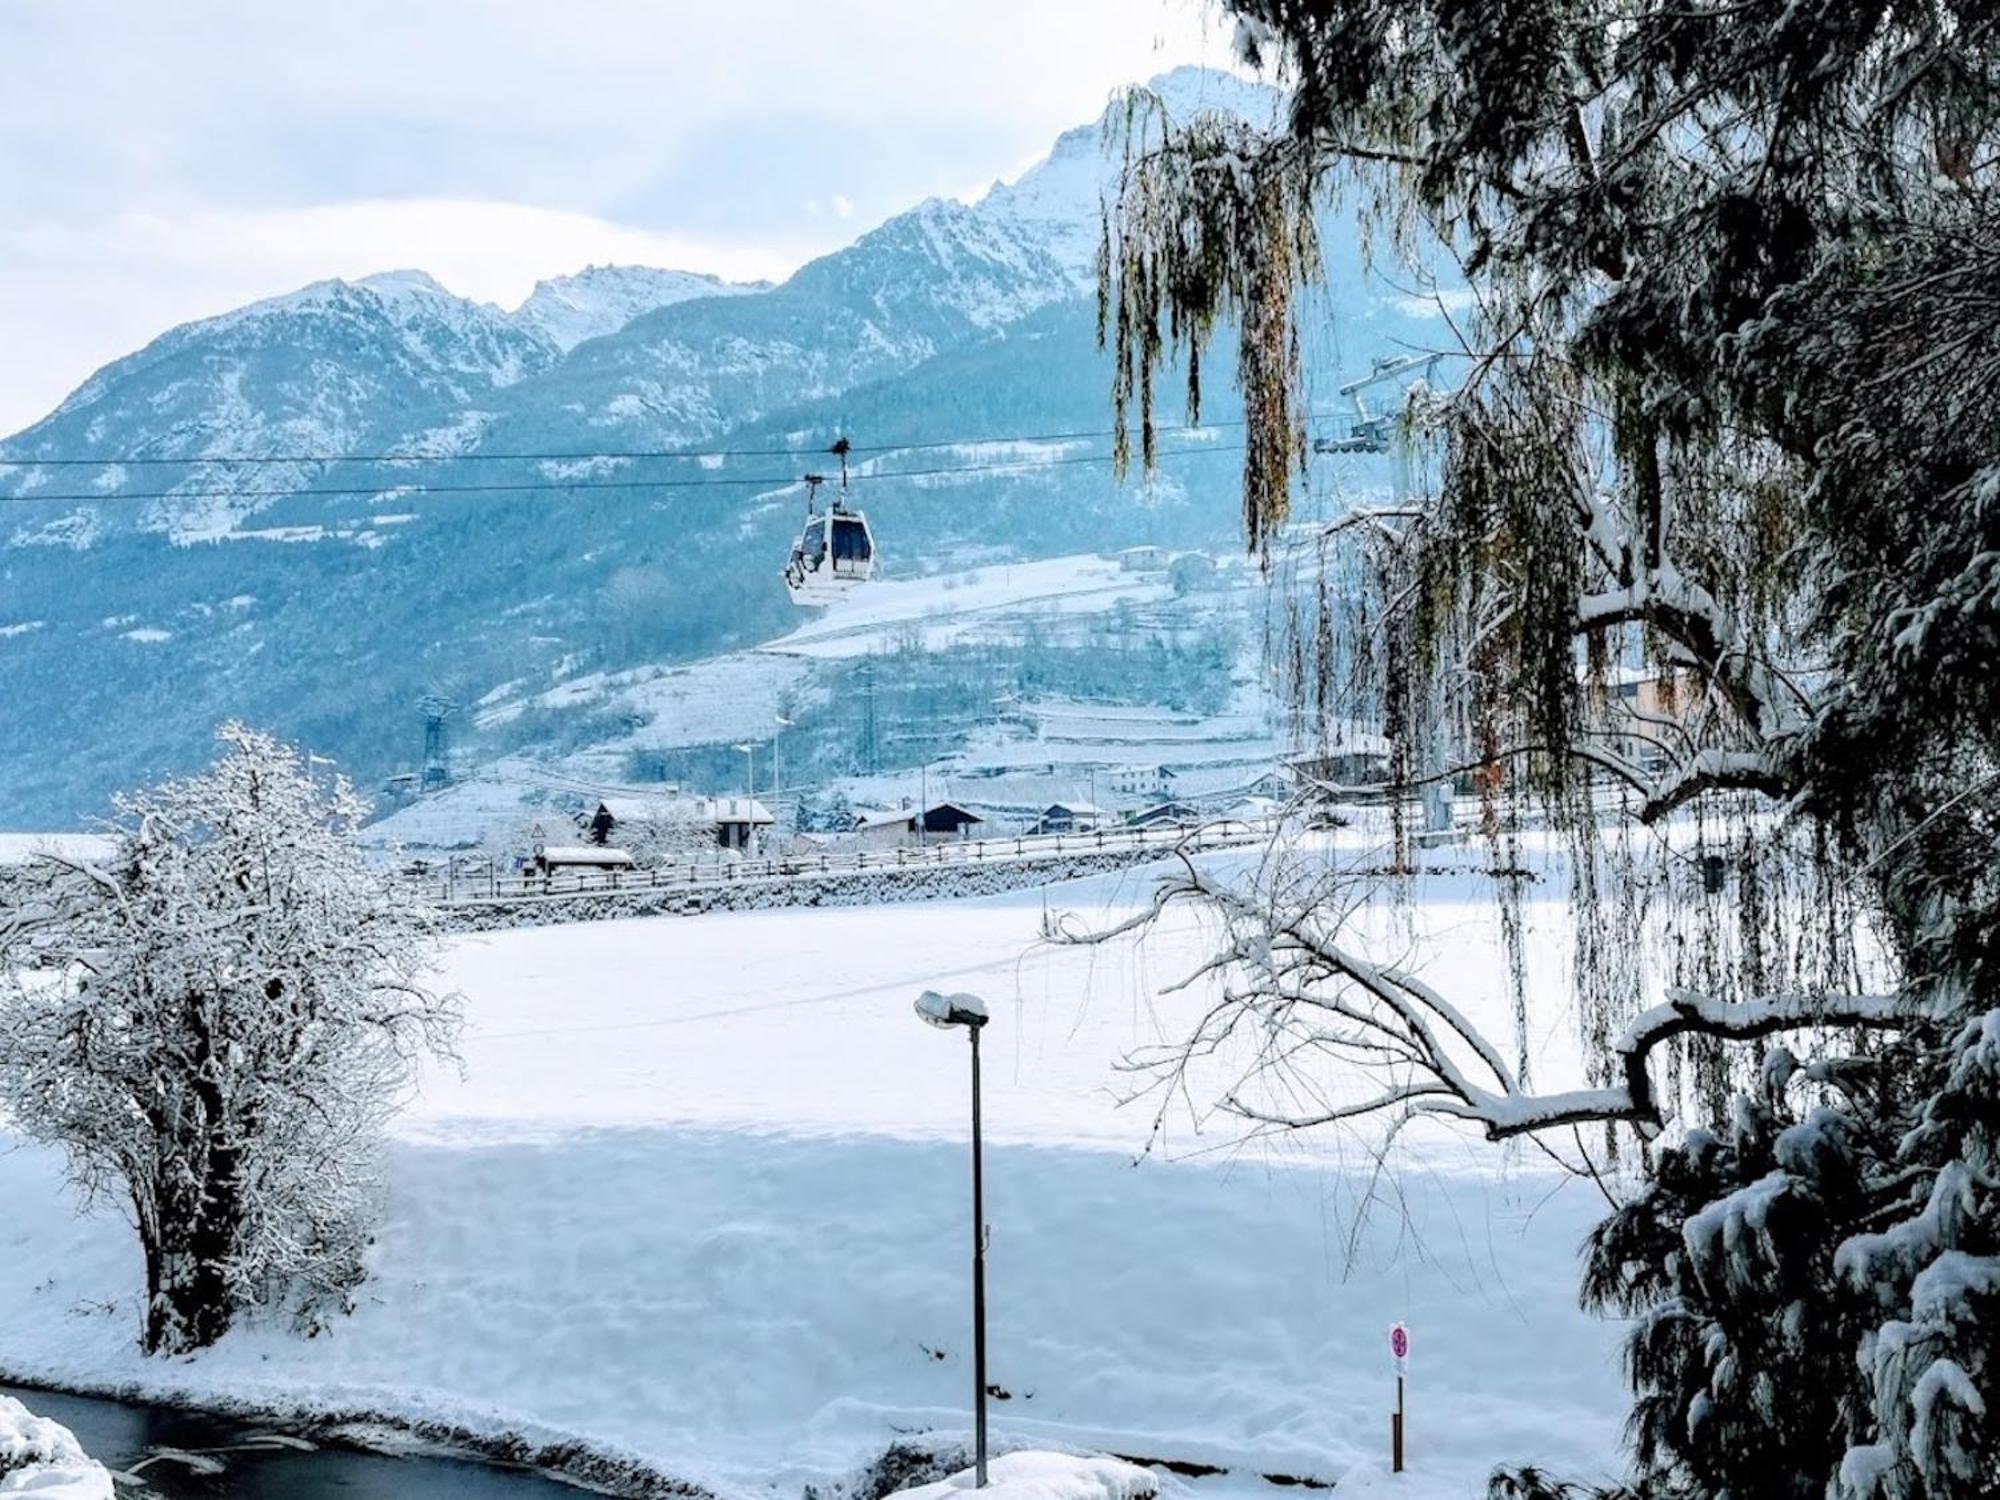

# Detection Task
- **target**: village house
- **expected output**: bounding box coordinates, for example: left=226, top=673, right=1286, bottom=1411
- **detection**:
left=851, top=800, right=985, bottom=848
left=1124, top=799, right=1201, bottom=830
left=1107, top=764, right=1175, bottom=800
left=1030, top=800, right=1107, bottom=834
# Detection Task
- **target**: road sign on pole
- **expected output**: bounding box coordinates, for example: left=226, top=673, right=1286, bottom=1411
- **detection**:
left=1390, top=1324, right=1409, bottom=1472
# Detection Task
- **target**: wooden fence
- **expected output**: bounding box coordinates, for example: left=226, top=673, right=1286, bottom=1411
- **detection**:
left=420, top=819, right=1271, bottom=907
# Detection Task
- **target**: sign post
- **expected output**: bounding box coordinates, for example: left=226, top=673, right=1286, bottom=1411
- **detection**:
left=1389, top=1323, right=1409, bottom=1473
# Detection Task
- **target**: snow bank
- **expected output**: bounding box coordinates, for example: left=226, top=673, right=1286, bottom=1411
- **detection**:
left=900, top=1451, right=1157, bottom=1500
left=0, top=1395, right=111, bottom=1499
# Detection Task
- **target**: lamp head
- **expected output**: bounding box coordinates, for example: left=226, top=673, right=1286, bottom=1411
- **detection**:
left=915, top=989, right=990, bottom=1030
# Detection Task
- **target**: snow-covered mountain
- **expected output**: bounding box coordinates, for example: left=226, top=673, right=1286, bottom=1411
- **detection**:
left=512, top=265, right=767, bottom=352
left=3, top=269, right=555, bottom=540
left=0, top=67, right=1446, bottom=827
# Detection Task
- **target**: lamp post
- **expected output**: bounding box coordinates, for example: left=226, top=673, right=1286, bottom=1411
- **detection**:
left=734, top=741, right=756, bottom=799
left=914, top=989, right=991, bottom=1488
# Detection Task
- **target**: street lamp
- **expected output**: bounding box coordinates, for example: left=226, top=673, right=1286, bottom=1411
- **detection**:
left=733, top=741, right=756, bottom=799
left=914, top=989, right=991, bottom=1488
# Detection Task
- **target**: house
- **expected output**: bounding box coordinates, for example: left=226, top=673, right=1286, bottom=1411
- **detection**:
left=1030, top=801, right=1107, bottom=834
left=1108, top=764, right=1175, bottom=799
left=852, top=801, right=986, bottom=848
left=1125, top=799, right=1201, bottom=830
left=1590, top=666, right=1698, bottom=773
left=694, top=796, right=775, bottom=853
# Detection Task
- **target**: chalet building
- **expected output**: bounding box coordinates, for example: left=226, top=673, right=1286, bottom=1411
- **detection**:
left=1030, top=801, right=1107, bottom=834
left=1108, top=764, right=1175, bottom=799
left=852, top=801, right=985, bottom=848
left=1125, top=800, right=1201, bottom=830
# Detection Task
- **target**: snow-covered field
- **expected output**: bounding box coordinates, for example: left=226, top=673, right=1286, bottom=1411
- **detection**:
left=0, top=852, right=1630, bottom=1500
left=761, top=556, right=1183, bottom=661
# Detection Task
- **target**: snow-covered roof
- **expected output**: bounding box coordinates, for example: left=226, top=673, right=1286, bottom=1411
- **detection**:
left=854, top=801, right=984, bottom=828
left=1041, top=801, right=1107, bottom=817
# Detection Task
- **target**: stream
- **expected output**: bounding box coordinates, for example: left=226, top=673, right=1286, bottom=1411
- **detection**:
left=2, top=1383, right=601, bottom=1498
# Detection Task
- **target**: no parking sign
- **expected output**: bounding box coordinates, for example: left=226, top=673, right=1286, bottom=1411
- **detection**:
left=1390, top=1322, right=1410, bottom=1368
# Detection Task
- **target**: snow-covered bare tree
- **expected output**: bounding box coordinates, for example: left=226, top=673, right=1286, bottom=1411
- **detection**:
left=1090, top=4, right=1999, bottom=1496
left=0, top=724, right=458, bottom=1355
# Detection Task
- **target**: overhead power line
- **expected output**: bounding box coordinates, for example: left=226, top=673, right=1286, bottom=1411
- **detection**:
left=0, top=416, right=1281, bottom=471
left=0, top=444, right=1247, bottom=507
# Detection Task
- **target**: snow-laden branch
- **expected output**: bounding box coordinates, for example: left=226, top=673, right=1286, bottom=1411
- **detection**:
left=1055, top=864, right=1915, bottom=1143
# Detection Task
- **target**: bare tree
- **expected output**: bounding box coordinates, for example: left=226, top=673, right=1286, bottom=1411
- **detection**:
left=0, top=724, right=458, bottom=1354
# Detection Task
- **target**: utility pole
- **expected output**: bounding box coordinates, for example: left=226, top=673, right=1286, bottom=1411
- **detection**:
left=418, top=694, right=455, bottom=792
left=861, top=659, right=880, bottom=774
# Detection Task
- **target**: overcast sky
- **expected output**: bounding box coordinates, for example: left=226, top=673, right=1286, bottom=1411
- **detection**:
left=0, top=0, right=1235, bottom=434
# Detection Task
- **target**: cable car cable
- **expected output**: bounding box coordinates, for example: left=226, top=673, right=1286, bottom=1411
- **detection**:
left=0, top=443, right=1248, bottom=506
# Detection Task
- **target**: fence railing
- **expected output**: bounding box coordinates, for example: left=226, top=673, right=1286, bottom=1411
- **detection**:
left=418, top=819, right=1272, bottom=907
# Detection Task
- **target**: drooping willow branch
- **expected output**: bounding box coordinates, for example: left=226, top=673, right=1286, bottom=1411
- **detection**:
left=1099, top=97, right=1319, bottom=554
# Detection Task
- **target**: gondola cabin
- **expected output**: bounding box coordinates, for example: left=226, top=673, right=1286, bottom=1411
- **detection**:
left=784, top=504, right=876, bottom=606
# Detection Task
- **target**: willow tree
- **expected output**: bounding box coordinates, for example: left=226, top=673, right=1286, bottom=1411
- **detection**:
left=1094, top=4, right=1999, bottom=1497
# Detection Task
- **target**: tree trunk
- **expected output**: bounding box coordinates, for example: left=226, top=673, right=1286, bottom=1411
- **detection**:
left=139, top=1139, right=244, bottom=1355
